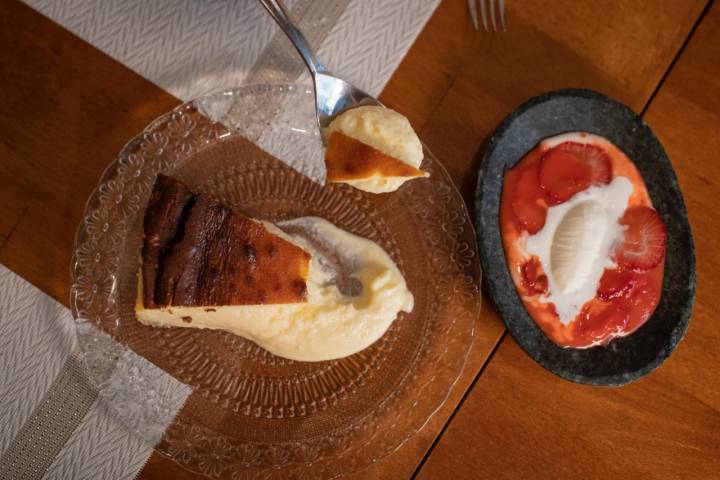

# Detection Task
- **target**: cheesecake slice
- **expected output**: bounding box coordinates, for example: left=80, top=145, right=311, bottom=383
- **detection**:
left=138, top=174, right=311, bottom=315
left=135, top=175, right=414, bottom=362
left=324, top=105, right=429, bottom=193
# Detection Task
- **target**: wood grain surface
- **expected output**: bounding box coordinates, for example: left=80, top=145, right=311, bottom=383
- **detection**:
left=415, top=1, right=720, bottom=479
left=0, top=1, right=180, bottom=305
left=0, top=0, right=717, bottom=479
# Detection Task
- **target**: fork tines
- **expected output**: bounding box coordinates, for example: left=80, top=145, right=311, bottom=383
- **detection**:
left=469, top=0, right=506, bottom=32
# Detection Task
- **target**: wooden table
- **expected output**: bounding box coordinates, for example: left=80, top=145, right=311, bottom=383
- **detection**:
left=1, top=0, right=719, bottom=478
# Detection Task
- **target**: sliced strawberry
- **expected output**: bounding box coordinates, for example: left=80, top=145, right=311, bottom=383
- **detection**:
left=511, top=165, right=548, bottom=234
left=615, top=206, right=666, bottom=271
left=597, top=268, right=637, bottom=301
left=539, top=141, right=612, bottom=201
left=521, top=256, right=548, bottom=295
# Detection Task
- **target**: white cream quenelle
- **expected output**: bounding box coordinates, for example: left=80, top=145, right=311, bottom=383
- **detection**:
left=136, top=217, right=414, bottom=362
left=523, top=177, right=633, bottom=325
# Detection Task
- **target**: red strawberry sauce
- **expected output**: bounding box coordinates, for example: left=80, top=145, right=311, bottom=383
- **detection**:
left=500, top=133, right=665, bottom=348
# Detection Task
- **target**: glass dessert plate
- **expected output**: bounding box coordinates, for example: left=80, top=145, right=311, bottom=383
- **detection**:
left=70, top=84, right=480, bottom=479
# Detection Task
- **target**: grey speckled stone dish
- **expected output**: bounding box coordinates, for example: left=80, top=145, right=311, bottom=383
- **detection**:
left=475, top=89, right=696, bottom=386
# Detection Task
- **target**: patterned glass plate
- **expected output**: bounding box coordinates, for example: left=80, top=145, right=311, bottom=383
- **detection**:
left=70, top=84, right=480, bottom=479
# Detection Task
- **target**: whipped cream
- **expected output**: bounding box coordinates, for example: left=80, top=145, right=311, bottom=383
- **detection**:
left=522, top=176, right=633, bottom=325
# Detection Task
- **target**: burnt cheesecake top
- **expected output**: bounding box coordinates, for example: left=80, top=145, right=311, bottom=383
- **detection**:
left=325, top=131, right=426, bottom=182
left=141, top=174, right=311, bottom=308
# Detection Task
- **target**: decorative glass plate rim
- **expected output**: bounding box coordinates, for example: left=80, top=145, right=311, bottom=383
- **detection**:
left=69, top=83, right=482, bottom=478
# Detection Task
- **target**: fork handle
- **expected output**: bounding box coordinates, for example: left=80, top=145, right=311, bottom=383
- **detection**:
left=258, top=0, right=327, bottom=75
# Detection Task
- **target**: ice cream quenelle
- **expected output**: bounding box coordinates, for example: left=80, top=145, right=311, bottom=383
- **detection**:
left=136, top=175, right=414, bottom=362
left=500, top=132, right=666, bottom=348
left=323, top=105, right=429, bottom=193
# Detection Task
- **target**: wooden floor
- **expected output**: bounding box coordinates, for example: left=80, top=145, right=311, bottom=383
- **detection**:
left=1, top=0, right=718, bottom=478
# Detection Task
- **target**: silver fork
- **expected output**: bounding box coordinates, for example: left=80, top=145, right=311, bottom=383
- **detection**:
left=259, top=0, right=382, bottom=142
left=468, top=0, right=506, bottom=32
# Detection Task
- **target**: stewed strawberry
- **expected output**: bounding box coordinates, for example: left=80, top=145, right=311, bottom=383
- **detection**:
left=597, top=268, right=637, bottom=301
left=575, top=301, right=631, bottom=345
left=615, top=206, right=666, bottom=271
left=539, top=141, right=612, bottom=201
left=500, top=132, right=665, bottom=349
left=521, top=256, right=548, bottom=295
left=511, top=164, right=551, bottom=234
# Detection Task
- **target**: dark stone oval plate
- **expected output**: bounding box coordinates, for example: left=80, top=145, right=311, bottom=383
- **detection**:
left=475, top=89, right=696, bottom=386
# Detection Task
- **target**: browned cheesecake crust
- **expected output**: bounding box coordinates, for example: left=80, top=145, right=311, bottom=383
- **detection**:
left=141, top=175, right=310, bottom=308
left=324, top=131, right=426, bottom=182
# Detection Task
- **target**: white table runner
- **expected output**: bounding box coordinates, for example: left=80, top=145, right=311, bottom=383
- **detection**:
left=24, top=0, right=439, bottom=101
left=1, top=1, right=440, bottom=478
